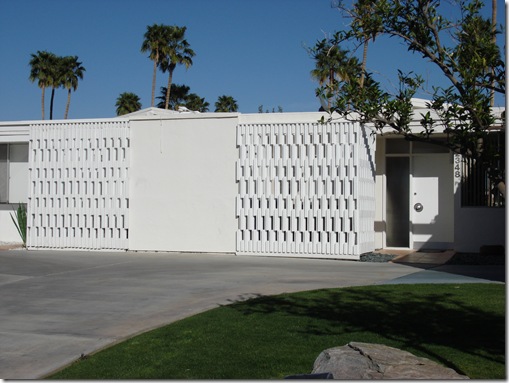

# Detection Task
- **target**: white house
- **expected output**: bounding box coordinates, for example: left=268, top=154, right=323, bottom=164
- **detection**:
left=374, top=102, right=505, bottom=253
left=0, top=104, right=504, bottom=259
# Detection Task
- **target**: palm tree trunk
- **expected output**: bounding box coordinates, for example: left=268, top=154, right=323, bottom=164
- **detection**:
left=50, top=87, right=56, bottom=120
left=360, top=39, right=369, bottom=89
left=41, top=87, right=46, bottom=120
left=165, top=69, right=174, bottom=110
left=490, top=0, right=497, bottom=107
left=151, top=56, right=158, bottom=107
left=64, top=89, right=71, bottom=119
left=327, top=69, right=333, bottom=110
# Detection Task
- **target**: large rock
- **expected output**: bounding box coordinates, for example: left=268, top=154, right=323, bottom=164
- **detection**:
left=312, top=342, right=469, bottom=379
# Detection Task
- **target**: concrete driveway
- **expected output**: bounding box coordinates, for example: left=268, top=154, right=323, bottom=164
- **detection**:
left=0, top=249, right=502, bottom=379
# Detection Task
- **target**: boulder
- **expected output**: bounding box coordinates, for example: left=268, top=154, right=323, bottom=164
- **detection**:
left=311, top=342, right=469, bottom=379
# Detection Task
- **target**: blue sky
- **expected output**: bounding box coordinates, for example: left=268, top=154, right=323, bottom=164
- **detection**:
left=0, top=0, right=505, bottom=121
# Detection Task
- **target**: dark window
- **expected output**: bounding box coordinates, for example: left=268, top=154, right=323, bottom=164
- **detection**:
left=461, top=132, right=505, bottom=207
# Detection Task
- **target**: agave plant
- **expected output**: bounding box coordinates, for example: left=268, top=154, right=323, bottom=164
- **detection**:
left=10, top=204, right=27, bottom=247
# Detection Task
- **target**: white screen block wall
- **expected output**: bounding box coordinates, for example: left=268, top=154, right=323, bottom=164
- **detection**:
left=23, top=113, right=375, bottom=258
left=27, top=120, right=130, bottom=250
left=235, top=120, right=375, bottom=259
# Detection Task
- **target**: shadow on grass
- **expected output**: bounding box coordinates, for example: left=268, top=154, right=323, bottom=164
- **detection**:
left=224, top=284, right=505, bottom=376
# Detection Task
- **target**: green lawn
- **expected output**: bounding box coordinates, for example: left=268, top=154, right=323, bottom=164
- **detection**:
left=48, top=283, right=505, bottom=379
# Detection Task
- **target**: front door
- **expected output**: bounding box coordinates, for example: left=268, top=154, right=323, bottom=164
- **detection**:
left=386, top=157, right=410, bottom=247
left=411, top=154, right=454, bottom=249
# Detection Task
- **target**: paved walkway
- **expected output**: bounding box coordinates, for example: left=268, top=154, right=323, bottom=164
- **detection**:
left=0, top=249, right=504, bottom=379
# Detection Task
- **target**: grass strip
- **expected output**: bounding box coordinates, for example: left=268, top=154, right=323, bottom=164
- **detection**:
left=49, top=283, right=505, bottom=379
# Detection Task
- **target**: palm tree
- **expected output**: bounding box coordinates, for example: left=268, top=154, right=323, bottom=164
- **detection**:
left=311, top=41, right=355, bottom=110
left=185, top=93, right=209, bottom=112
left=141, top=24, right=170, bottom=107
left=158, top=26, right=195, bottom=109
left=115, top=92, right=142, bottom=116
left=215, top=95, right=238, bottom=112
left=47, top=55, right=69, bottom=120
left=156, top=85, right=208, bottom=112
left=156, top=84, right=190, bottom=110
left=311, top=42, right=352, bottom=86
left=330, top=0, right=381, bottom=89
left=61, top=56, right=85, bottom=119
left=29, top=50, right=57, bottom=120
left=350, top=0, right=382, bottom=88
left=490, top=0, right=497, bottom=106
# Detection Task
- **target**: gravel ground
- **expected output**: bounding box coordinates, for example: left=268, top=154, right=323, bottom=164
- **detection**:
left=360, top=252, right=397, bottom=263
left=361, top=251, right=506, bottom=265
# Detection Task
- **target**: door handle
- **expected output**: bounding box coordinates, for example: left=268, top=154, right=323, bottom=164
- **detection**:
left=414, top=203, right=423, bottom=212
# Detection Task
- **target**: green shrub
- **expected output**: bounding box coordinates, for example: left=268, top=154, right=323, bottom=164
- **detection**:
left=10, top=203, right=27, bottom=247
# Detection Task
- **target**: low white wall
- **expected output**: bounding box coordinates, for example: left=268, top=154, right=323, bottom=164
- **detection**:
left=128, top=114, right=239, bottom=253
left=454, top=207, right=506, bottom=252
left=0, top=123, right=29, bottom=244
left=0, top=208, right=23, bottom=243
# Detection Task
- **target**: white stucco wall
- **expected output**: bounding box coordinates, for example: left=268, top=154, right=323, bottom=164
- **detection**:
left=0, top=209, right=24, bottom=243
left=0, top=123, right=29, bottom=244
left=0, top=122, right=31, bottom=143
left=128, top=113, right=239, bottom=253
left=0, top=144, right=29, bottom=244
left=454, top=207, right=505, bottom=252
left=452, top=153, right=506, bottom=252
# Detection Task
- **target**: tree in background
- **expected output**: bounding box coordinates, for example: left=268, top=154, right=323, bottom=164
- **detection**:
left=29, top=51, right=85, bottom=120
left=258, top=105, right=283, bottom=113
left=141, top=24, right=169, bottom=107
left=158, top=26, right=195, bottom=110
left=310, top=40, right=358, bottom=110
left=314, top=0, right=505, bottom=196
left=186, top=94, right=209, bottom=112
left=156, top=84, right=190, bottom=110
left=490, top=0, right=498, bottom=106
left=61, top=56, right=85, bottom=119
left=215, top=95, right=238, bottom=112
left=29, top=50, right=58, bottom=120
left=156, top=84, right=208, bottom=112
left=332, top=0, right=383, bottom=88
left=116, top=92, right=142, bottom=116
left=47, top=55, right=65, bottom=120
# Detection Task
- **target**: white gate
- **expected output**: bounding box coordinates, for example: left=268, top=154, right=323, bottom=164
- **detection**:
left=27, top=120, right=130, bottom=250
left=235, top=120, right=375, bottom=259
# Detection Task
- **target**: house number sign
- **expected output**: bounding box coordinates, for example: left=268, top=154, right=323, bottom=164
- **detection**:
left=454, top=154, right=462, bottom=179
